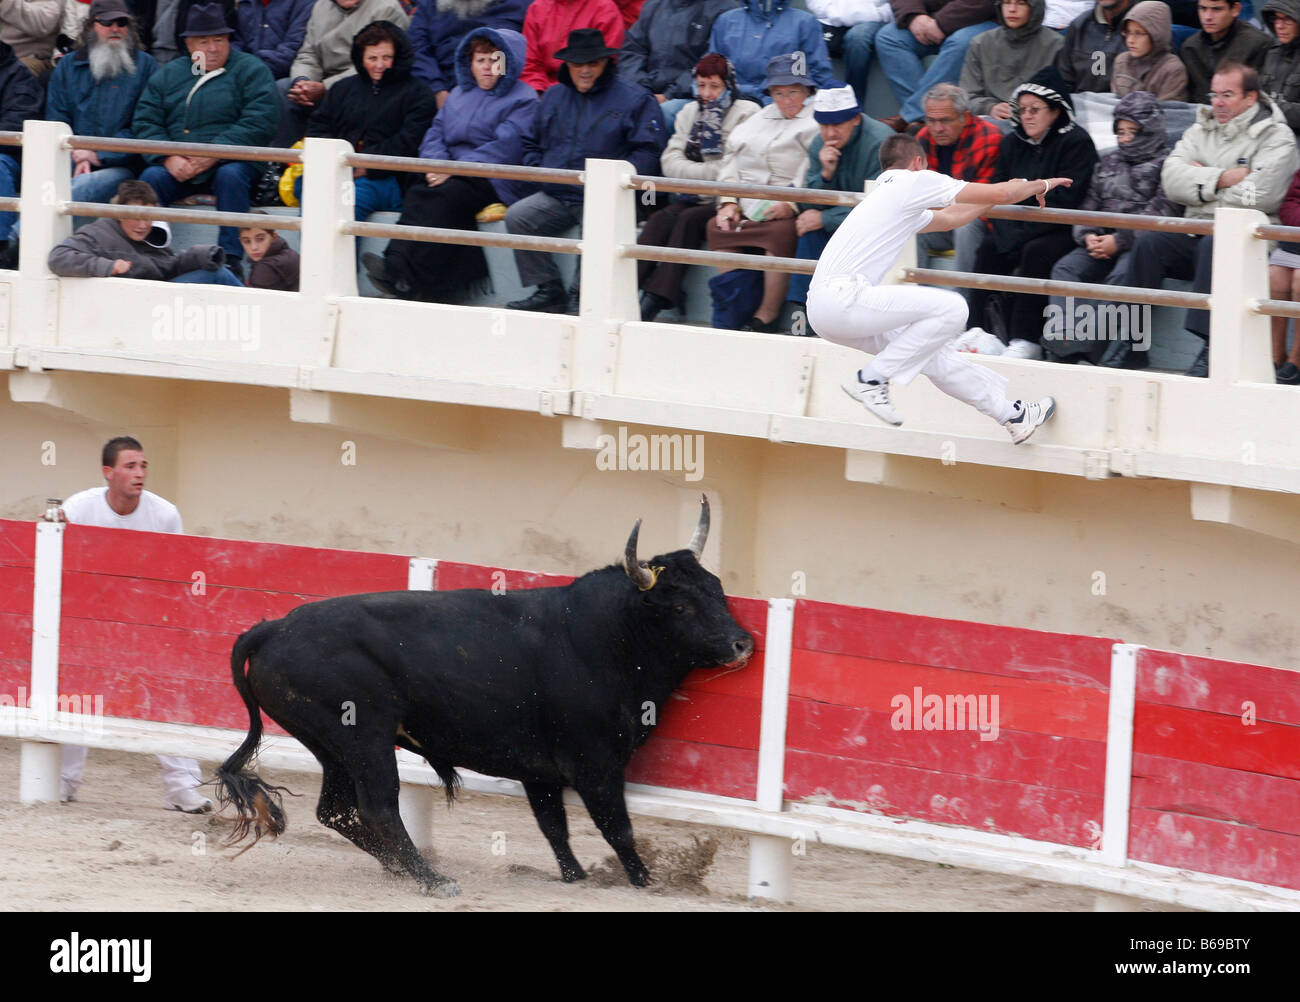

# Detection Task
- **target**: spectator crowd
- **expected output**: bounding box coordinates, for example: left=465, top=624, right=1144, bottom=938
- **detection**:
left=7, top=0, right=1300, bottom=379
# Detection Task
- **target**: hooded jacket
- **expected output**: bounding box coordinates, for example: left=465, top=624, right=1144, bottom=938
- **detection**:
left=522, top=58, right=666, bottom=205
left=45, top=39, right=159, bottom=169
left=990, top=66, right=1098, bottom=253
left=306, top=21, right=436, bottom=183
left=419, top=26, right=539, bottom=204
left=247, top=234, right=299, bottom=290
left=958, top=0, right=1064, bottom=116
left=47, top=215, right=225, bottom=279
left=1055, top=0, right=1134, bottom=93
left=1111, top=0, right=1188, bottom=101
left=408, top=0, right=530, bottom=93
left=620, top=0, right=739, bottom=100
left=1162, top=94, right=1299, bottom=221
left=290, top=0, right=411, bottom=88
left=888, top=0, right=997, bottom=36
left=1261, top=0, right=1300, bottom=132
left=707, top=0, right=836, bottom=103
left=232, top=0, right=316, bottom=79
left=1180, top=17, right=1277, bottom=103
left=520, top=0, right=625, bottom=92
left=1072, top=90, right=1180, bottom=251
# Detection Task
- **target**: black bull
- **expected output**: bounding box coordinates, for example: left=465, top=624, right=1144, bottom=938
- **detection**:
left=214, top=499, right=754, bottom=897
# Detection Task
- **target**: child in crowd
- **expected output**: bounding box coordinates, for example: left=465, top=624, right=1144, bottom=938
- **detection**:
left=239, top=214, right=300, bottom=291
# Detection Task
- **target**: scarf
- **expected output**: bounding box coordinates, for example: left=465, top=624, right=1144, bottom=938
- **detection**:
left=686, top=90, right=733, bottom=163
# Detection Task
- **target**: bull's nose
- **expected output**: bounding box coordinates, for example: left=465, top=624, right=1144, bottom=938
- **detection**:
left=733, top=635, right=754, bottom=659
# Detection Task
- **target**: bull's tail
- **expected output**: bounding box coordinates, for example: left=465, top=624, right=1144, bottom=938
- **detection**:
left=215, top=621, right=292, bottom=853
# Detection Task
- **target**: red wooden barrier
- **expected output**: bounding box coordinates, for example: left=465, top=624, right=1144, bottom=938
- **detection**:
left=784, top=599, right=1117, bottom=847
left=0, top=520, right=34, bottom=702
left=1128, top=648, right=1300, bottom=890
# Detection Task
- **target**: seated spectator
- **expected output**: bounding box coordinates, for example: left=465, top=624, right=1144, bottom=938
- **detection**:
left=46, top=0, right=159, bottom=205
left=959, top=0, right=1065, bottom=119
left=705, top=52, right=818, bottom=331
left=1130, top=62, right=1297, bottom=375
left=637, top=52, right=759, bottom=320
left=1055, top=0, right=1136, bottom=94
left=232, top=0, right=314, bottom=79
left=787, top=84, right=893, bottom=306
left=874, top=0, right=999, bottom=131
left=133, top=3, right=278, bottom=265
left=520, top=0, right=624, bottom=93
left=806, top=0, right=894, bottom=108
left=1046, top=91, right=1179, bottom=364
left=1111, top=1, right=1189, bottom=100
left=0, top=36, right=45, bottom=261
left=1269, top=165, right=1300, bottom=382
left=968, top=66, right=1098, bottom=354
left=364, top=26, right=537, bottom=302
left=615, top=0, right=646, bottom=27
left=239, top=213, right=299, bottom=289
left=914, top=81, right=1000, bottom=283
left=1181, top=0, right=1276, bottom=101
left=506, top=28, right=664, bottom=313
left=620, top=0, right=738, bottom=131
left=282, top=0, right=410, bottom=143
left=47, top=179, right=244, bottom=284
left=708, top=0, right=835, bottom=105
left=1261, top=0, right=1300, bottom=131
left=305, top=20, right=435, bottom=221
left=1, top=0, right=65, bottom=76
left=408, top=0, right=529, bottom=110
left=134, top=0, right=236, bottom=65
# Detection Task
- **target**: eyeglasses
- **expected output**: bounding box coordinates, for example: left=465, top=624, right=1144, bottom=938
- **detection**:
left=96, top=17, right=130, bottom=26
left=1018, top=104, right=1051, bottom=116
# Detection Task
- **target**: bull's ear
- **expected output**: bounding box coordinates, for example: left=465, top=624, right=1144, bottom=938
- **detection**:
left=624, top=519, right=656, bottom=589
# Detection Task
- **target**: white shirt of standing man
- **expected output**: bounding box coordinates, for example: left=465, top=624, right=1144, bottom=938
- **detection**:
left=55, top=439, right=213, bottom=813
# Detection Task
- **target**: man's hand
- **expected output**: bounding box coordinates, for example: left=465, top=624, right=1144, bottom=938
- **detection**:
left=72, top=149, right=100, bottom=170
left=1217, top=166, right=1250, bottom=189
left=765, top=201, right=796, bottom=221
left=426, top=171, right=449, bottom=186
left=111, top=258, right=132, bottom=275
left=288, top=79, right=325, bottom=106
left=1085, top=233, right=1119, bottom=259
left=796, top=208, right=823, bottom=236
left=163, top=154, right=197, bottom=181
left=818, top=143, right=842, bottom=180
left=185, top=155, right=218, bottom=175
left=909, top=14, right=943, bottom=44
left=991, top=102, right=1011, bottom=120
left=1033, top=177, right=1073, bottom=207
left=715, top=202, right=741, bottom=231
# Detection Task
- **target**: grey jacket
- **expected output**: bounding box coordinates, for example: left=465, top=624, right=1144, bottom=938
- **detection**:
left=1054, top=0, right=1134, bottom=93
left=1261, top=0, right=1300, bottom=132
left=959, top=0, right=1063, bottom=116
left=47, top=218, right=225, bottom=280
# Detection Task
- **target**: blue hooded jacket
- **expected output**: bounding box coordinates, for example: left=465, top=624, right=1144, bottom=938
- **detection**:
left=707, top=0, right=834, bottom=104
left=408, top=0, right=531, bottom=93
left=233, top=0, right=316, bottom=79
left=419, top=26, right=538, bottom=204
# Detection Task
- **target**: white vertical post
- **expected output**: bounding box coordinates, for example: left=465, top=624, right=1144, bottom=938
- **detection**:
left=299, top=138, right=358, bottom=303
left=408, top=557, right=435, bottom=591
left=20, top=520, right=65, bottom=803
left=398, top=784, right=436, bottom=854
left=1100, top=643, right=1140, bottom=867
left=748, top=598, right=795, bottom=901
left=14, top=120, right=71, bottom=350
left=573, top=158, right=636, bottom=394
left=1209, top=206, right=1271, bottom=385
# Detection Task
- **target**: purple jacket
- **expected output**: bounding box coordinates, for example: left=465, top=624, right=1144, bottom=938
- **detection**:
left=233, top=0, right=316, bottom=79
left=409, top=0, right=532, bottom=93
left=418, top=27, right=538, bottom=204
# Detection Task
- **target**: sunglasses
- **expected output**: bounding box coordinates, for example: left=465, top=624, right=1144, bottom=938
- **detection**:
left=96, top=17, right=130, bottom=26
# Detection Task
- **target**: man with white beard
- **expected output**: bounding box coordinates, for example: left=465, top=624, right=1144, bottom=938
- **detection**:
left=46, top=0, right=159, bottom=204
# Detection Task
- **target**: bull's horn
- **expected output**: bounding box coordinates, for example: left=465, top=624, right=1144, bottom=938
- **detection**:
left=687, top=494, right=709, bottom=559
left=624, top=519, right=655, bottom=589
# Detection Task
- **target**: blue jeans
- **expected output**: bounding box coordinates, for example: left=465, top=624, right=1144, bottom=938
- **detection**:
left=71, top=166, right=134, bottom=204
left=171, top=266, right=244, bottom=285
left=842, top=21, right=884, bottom=109
left=660, top=97, right=691, bottom=133
left=786, top=228, right=831, bottom=305
left=352, top=175, right=404, bottom=221
left=876, top=20, right=998, bottom=123
left=140, top=160, right=260, bottom=262
left=0, top=153, right=18, bottom=241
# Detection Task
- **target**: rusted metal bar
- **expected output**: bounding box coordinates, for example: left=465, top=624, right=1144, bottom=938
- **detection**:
left=623, top=243, right=815, bottom=274
left=1254, top=223, right=1300, bottom=242
left=0, top=196, right=18, bottom=212
left=626, top=174, right=861, bottom=208
left=980, top=204, right=1214, bottom=234
left=61, top=200, right=303, bottom=231
left=1253, top=297, right=1300, bottom=319
left=0, top=131, right=20, bottom=148
left=345, top=152, right=584, bottom=186
left=66, top=135, right=301, bottom=164
left=903, top=267, right=1211, bottom=309
left=346, top=219, right=582, bottom=253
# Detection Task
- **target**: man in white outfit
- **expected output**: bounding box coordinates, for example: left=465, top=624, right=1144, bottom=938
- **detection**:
left=57, top=436, right=214, bottom=813
left=807, top=133, right=1068, bottom=443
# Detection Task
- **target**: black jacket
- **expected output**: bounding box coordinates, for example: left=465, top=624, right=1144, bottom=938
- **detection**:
left=0, top=40, right=47, bottom=132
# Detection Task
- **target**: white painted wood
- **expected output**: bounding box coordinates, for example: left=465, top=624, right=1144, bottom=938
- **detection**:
left=398, top=784, right=436, bottom=853
left=30, top=521, right=63, bottom=705
left=1101, top=644, right=1140, bottom=867
left=19, top=741, right=61, bottom=804
left=755, top=599, right=793, bottom=814
left=408, top=558, right=435, bottom=591
left=1210, top=208, right=1272, bottom=386
left=747, top=834, right=792, bottom=902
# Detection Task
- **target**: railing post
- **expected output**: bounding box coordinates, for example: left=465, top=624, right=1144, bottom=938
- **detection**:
left=20, top=520, right=65, bottom=803
left=1210, top=206, right=1271, bottom=385
left=748, top=598, right=794, bottom=902
left=13, top=120, right=71, bottom=348
left=300, top=138, right=358, bottom=303
left=1100, top=643, right=1140, bottom=867
left=573, top=158, right=636, bottom=394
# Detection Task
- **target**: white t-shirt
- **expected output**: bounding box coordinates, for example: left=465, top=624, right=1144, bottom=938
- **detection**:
left=61, top=488, right=184, bottom=534
left=811, top=168, right=967, bottom=290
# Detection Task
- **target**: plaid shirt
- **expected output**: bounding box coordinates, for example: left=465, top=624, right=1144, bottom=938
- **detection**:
left=916, top=115, right=1001, bottom=184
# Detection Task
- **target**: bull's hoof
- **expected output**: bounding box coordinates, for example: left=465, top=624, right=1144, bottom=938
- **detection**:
left=627, top=866, right=651, bottom=887
left=422, top=877, right=461, bottom=898
left=560, top=865, right=588, bottom=883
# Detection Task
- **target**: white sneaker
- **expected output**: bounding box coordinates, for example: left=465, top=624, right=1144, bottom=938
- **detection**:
left=1003, top=338, right=1044, bottom=360
left=1004, top=396, right=1056, bottom=444
left=166, top=787, right=214, bottom=814
left=841, top=373, right=902, bottom=426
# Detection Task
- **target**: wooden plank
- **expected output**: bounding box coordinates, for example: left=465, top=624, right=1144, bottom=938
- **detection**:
left=0, top=519, right=35, bottom=564
left=786, top=697, right=1105, bottom=793
left=0, top=657, right=27, bottom=698
left=626, top=735, right=757, bottom=800
left=1133, top=702, right=1300, bottom=780
left=62, top=616, right=238, bottom=661
left=434, top=561, right=574, bottom=592
left=1131, top=753, right=1300, bottom=837
left=790, top=649, right=1109, bottom=742
left=1128, top=808, right=1300, bottom=891
left=680, top=653, right=766, bottom=699
left=0, top=610, right=31, bottom=660
left=0, top=565, right=35, bottom=614
left=651, top=689, right=761, bottom=749
left=784, top=748, right=1102, bottom=848
left=794, top=599, right=1115, bottom=689
left=1137, top=648, right=1300, bottom=727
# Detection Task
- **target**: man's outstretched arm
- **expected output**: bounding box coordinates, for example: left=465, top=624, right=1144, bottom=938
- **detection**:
left=953, top=177, right=1075, bottom=207
left=918, top=201, right=986, bottom=233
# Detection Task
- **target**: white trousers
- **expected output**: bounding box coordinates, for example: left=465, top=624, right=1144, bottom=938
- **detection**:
left=808, top=276, right=1011, bottom=421
left=61, top=745, right=203, bottom=800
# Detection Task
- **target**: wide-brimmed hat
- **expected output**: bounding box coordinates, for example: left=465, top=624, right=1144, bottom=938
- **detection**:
left=763, top=52, right=816, bottom=94
left=89, top=0, right=133, bottom=22
left=813, top=83, right=860, bottom=124
left=180, top=3, right=234, bottom=37
left=553, top=28, right=619, bottom=63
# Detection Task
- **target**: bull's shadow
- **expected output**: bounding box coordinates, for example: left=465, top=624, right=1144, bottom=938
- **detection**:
left=214, top=496, right=754, bottom=896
